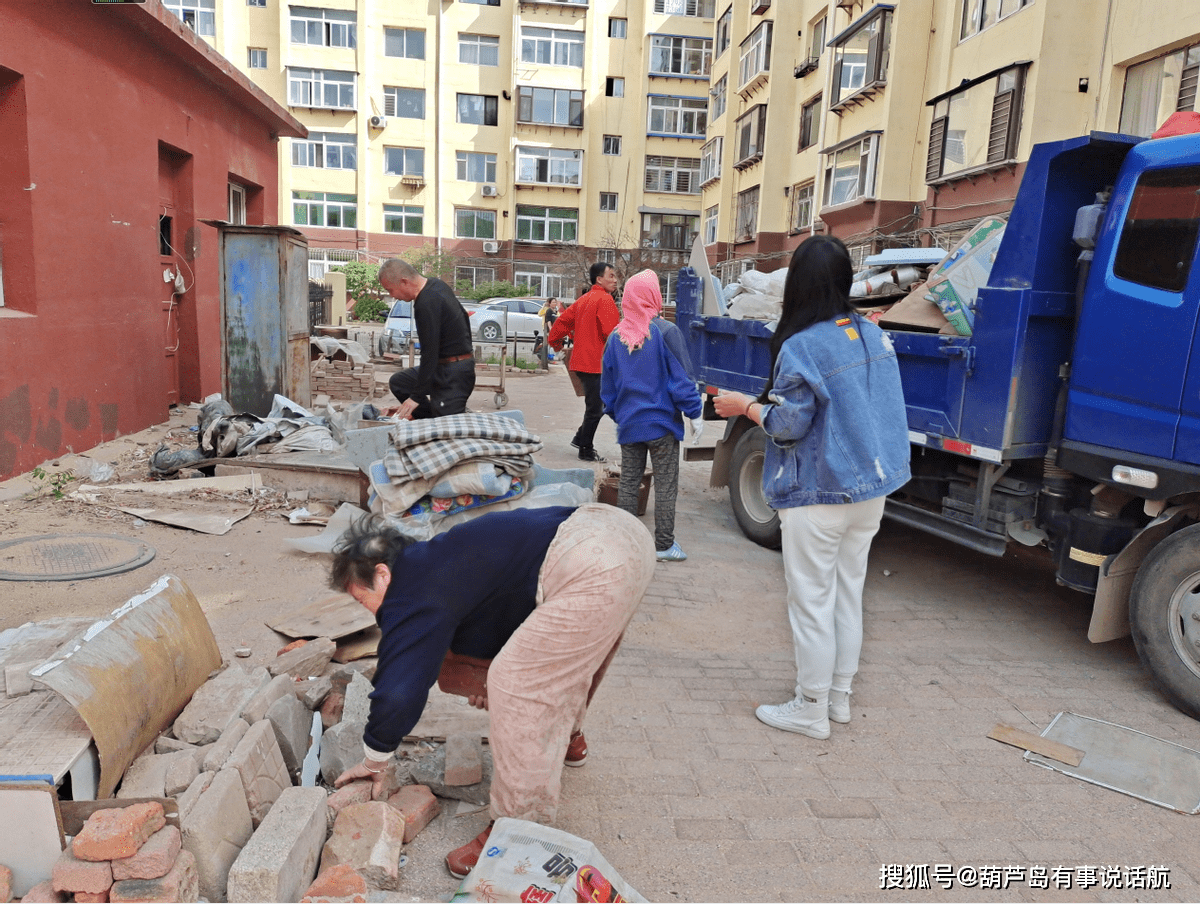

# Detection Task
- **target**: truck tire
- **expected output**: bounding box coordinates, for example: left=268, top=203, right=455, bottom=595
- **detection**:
left=1129, top=522, right=1200, bottom=719
left=729, top=426, right=781, bottom=550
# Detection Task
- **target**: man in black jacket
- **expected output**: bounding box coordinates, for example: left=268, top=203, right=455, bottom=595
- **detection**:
left=379, top=259, right=475, bottom=419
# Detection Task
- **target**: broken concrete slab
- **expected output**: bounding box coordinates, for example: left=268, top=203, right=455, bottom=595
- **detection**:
left=443, top=733, right=483, bottom=787
left=180, top=768, right=252, bottom=902
left=201, top=718, right=249, bottom=774
left=296, top=676, right=332, bottom=710
left=264, top=692, right=311, bottom=778
left=341, top=672, right=373, bottom=726
left=241, top=674, right=296, bottom=725
left=320, top=802, right=406, bottom=891
left=174, top=665, right=270, bottom=746
left=162, top=749, right=203, bottom=799
left=268, top=637, right=337, bottom=680
left=116, top=754, right=168, bottom=800
left=225, top=719, right=291, bottom=827
left=318, top=720, right=366, bottom=786
left=410, top=744, right=492, bottom=806
left=4, top=661, right=40, bottom=697
left=175, top=772, right=214, bottom=824
left=226, top=787, right=327, bottom=904
left=153, top=737, right=199, bottom=756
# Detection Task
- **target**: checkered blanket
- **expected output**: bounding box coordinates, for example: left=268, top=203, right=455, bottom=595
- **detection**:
left=383, top=412, right=543, bottom=483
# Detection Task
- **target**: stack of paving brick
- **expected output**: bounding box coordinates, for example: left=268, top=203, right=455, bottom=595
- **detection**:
left=46, top=802, right=197, bottom=903
left=310, top=358, right=375, bottom=400
left=56, top=637, right=467, bottom=903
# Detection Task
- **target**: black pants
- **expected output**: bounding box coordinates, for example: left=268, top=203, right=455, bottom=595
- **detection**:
left=388, top=358, right=476, bottom=419
left=572, top=371, right=604, bottom=451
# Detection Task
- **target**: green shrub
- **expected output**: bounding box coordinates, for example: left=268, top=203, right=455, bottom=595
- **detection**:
left=457, top=280, right=534, bottom=301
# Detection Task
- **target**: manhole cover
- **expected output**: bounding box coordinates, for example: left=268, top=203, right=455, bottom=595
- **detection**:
left=0, top=534, right=156, bottom=581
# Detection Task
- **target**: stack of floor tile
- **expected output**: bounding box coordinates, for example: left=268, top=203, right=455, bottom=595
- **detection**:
left=311, top=358, right=375, bottom=399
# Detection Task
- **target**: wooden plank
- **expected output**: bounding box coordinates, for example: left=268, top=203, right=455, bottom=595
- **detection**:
left=988, top=723, right=1085, bottom=766
left=268, top=594, right=376, bottom=641
left=59, top=798, right=180, bottom=837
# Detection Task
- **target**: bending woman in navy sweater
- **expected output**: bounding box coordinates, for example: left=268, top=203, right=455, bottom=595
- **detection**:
left=329, top=504, right=655, bottom=878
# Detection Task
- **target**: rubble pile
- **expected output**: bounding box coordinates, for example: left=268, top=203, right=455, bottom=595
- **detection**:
left=6, top=640, right=489, bottom=903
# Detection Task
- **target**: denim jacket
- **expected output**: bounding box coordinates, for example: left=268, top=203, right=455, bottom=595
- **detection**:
left=760, top=313, right=911, bottom=508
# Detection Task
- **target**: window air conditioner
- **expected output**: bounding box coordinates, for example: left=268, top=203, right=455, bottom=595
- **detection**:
left=369, top=115, right=387, bottom=129
left=482, top=241, right=500, bottom=254
left=481, top=184, right=499, bottom=197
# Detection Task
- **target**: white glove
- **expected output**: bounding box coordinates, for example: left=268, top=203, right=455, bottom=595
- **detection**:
left=690, top=417, right=705, bottom=446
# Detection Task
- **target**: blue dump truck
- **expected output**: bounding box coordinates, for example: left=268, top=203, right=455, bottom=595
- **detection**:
left=678, top=130, right=1200, bottom=718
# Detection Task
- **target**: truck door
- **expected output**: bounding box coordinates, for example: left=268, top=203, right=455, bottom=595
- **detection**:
left=1067, top=149, right=1200, bottom=461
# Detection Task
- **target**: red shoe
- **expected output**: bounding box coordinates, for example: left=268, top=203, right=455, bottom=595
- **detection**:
left=565, top=730, right=588, bottom=767
left=445, top=822, right=493, bottom=880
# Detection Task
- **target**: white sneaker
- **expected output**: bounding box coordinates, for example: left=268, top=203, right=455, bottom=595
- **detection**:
left=755, top=696, right=830, bottom=739
left=829, top=690, right=851, bottom=724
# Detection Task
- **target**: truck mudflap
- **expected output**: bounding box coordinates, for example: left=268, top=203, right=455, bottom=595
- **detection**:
left=1089, top=504, right=1200, bottom=643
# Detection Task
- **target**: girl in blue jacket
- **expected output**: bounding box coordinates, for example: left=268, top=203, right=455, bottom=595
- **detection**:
left=714, top=236, right=911, bottom=738
left=601, top=269, right=703, bottom=561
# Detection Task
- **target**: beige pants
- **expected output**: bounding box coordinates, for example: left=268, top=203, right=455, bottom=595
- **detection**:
left=486, top=503, right=655, bottom=823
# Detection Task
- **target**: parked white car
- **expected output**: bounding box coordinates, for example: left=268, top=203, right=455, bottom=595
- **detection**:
left=464, top=297, right=549, bottom=343
left=378, top=298, right=415, bottom=355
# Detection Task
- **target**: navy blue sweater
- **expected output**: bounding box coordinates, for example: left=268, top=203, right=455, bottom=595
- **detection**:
left=363, top=506, right=575, bottom=753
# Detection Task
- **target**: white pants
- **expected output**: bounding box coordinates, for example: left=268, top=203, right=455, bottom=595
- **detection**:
left=778, top=496, right=886, bottom=699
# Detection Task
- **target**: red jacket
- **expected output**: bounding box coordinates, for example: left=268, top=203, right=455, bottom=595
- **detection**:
left=547, top=285, right=619, bottom=374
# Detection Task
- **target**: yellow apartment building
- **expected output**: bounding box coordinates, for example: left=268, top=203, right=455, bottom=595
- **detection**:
left=168, top=0, right=1200, bottom=290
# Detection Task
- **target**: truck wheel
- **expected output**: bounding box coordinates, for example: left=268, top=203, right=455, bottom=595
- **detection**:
left=1129, top=522, right=1200, bottom=719
left=729, top=426, right=781, bottom=549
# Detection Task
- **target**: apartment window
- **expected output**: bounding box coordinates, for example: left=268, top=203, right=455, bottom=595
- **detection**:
left=457, top=151, right=497, bottom=183
left=1120, top=45, right=1200, bottom=137
left=648, top=96, right=707, bottom=137
left=462, top=0, right=500, bottom=4
left=711, top=74, right=727, bottom=121
left=292, top=132, right=357, bottom=169
left=609, top=18, right=627, bottom=38
left=961, top=0, right=1032, bottom=40
left=456, top=266, right=496, bottom=289
left=384, top=204, right=423, bottom=234
left=293, top=191, right=356, bottom=228
left=831, top=8, right=892, bottom=106
left=516, top=206, right=579, bottom=243
left=606, top=78, right=625, bottom=98
left=248, top=48, right=267, bottom=69
left=823, top=133, right=878, bottom=206
left=700, top=137, right=723, bottom=185
left=791, top=181, right=815, bottom=231
left=459, top=33, right=499, bottom=66
left=739, top=22, right=772, bottom=88
left=288, top=68, right=355, bottom=109
left=455, top=208, right=497, bottom=239
left=384, top=27, right=425, bottom=59
left=641, top=213, right=698, bottom=250
left=644, top=155, right=701, bottom=194
left=515, top=264, right=571, bottom=298
left=521, top=27, right=584, bottom=68
left=517, top=87, right=583, bottom=126
left=603, top=135, right=622, bottom=155
left=247, top=0, right=265, bottom=6
left=458, top=93, right=499, bottom=125
left=650, top=36, right=712, bottom=78
left=734, top=186, right=759, bottom=241
left=384, top=147, right=425, bottom=178
left=290, top=7, right=356, bottom=48
left=384, top=87, right=425, bottom=119
left=653, top=0, right=715, bottom=15
left=228, top=183, right=247, bottom=225
left=164, top=0, right=215, bottom=35
left=809, top=15, right=826, bottom=59
left=927, top=65, right=1025, bottom=180
left=516, top=147, right=582, bottom=185
left=715, top=6, right=732, bottom=57
left=733, top=104, right=766, bottom=168
left=600, top=192, right=618, bottom=212
left=799, top=94, right=821, bottom=150
left=704, top=205, right=719, bottom=244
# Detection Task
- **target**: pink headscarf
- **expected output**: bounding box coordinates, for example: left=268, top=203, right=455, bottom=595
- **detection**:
left=614, top=269, right=662, bottom=351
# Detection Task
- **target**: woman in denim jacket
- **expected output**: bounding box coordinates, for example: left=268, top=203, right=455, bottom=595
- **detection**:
left=714, top=235, right=910, bottom=738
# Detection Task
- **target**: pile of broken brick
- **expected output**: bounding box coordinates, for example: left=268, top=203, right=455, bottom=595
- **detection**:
left=11, top=636, right=490, bottom=903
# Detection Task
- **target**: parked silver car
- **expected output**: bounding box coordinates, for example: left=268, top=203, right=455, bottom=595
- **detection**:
left=378, top=298, right=415, bottom=355
left=464, top=297, right=549, bottom=343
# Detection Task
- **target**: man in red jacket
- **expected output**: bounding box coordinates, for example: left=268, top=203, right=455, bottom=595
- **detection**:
left=548, top=262, right=621, bottom=462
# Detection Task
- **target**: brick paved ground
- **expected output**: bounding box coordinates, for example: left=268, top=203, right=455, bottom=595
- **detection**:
left=396, top=367, right=1200, bottom=902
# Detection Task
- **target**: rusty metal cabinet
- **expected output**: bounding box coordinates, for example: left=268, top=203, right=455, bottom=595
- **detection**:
left=218, top=225, right=311, bottom=415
